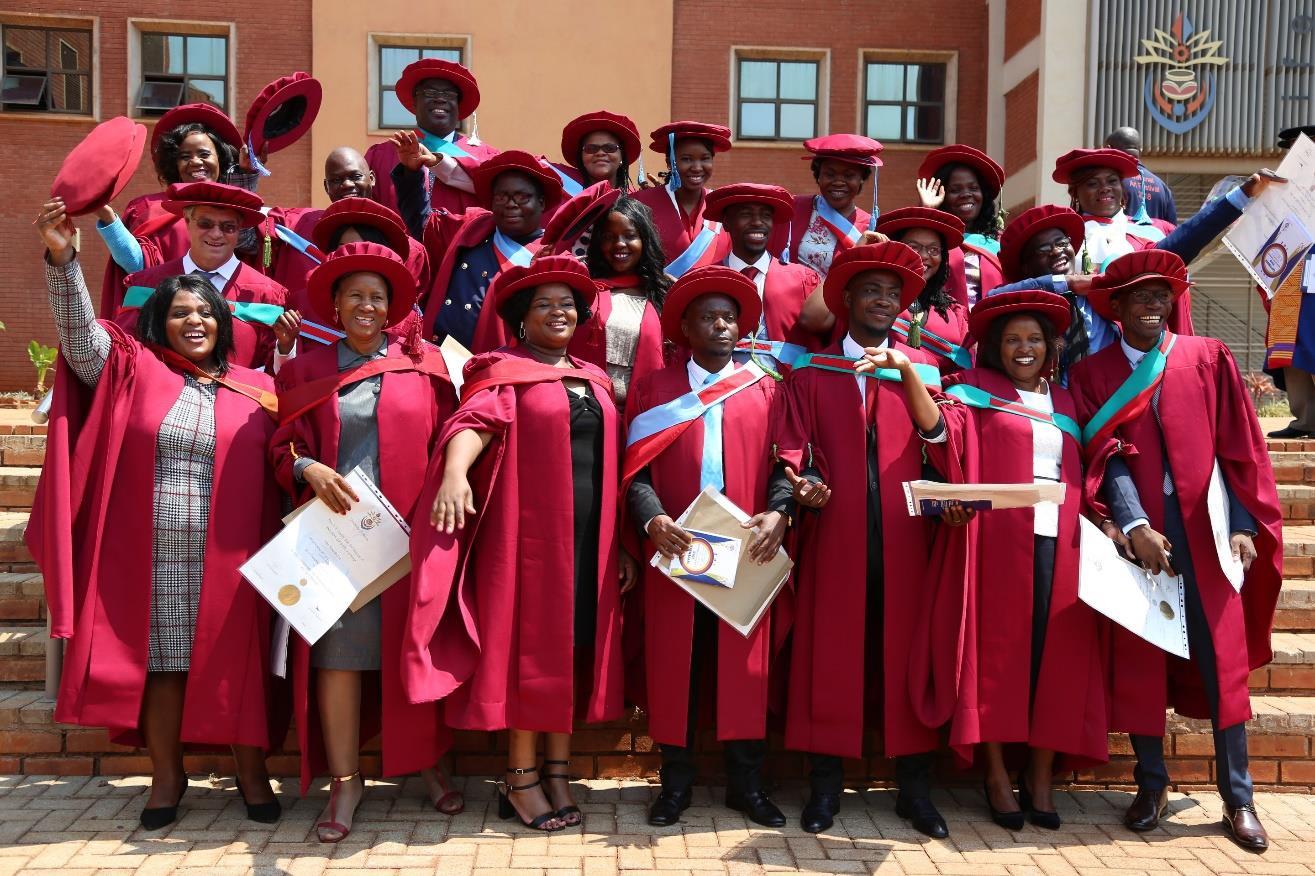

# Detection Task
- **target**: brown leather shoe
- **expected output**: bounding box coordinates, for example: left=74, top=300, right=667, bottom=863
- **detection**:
left=1223, top=802, right=1269, bottom=853
left=1123, top=787, right=1169, bottom=831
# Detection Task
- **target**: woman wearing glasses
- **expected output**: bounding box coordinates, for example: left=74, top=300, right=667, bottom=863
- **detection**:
left=874, top=207, right=972, bottom=375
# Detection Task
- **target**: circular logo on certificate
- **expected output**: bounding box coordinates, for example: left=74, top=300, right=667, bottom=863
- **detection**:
left=1260, top=242, right=1289, bottom=278
left=278, top=584, right=301, bottom=606
left=1159, top=600, right=1175, bottom=620
left=360, top=510, right=382, bottom=531
left=680, top=538, right=715, bottom=575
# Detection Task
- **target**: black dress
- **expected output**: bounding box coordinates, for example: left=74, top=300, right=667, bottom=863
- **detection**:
left=566, top=384, right=604, bottom=649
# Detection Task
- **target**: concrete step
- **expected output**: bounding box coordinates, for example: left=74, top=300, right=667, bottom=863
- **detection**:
left=0, top=572, right=42, bottom=622
left=0, top=467, right=39, bottom=509
left=0, top=626, right=47, bottom=683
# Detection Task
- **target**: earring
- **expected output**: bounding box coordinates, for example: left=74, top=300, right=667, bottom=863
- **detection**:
left=518, top=322, right=526, bottom=340
left=333, top=308, right=340, bottom=327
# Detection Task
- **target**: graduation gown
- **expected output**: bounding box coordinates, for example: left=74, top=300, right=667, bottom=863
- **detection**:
left=403, top=348, right=625, bottom=731
left=419, top=208, right=510, bottom=343
left=120, top=258, right=287, bottom=372
left=631, top=185, right=730, bottom=270
left=783, top=194, right=871, bottom=277
left=945, top=244, right=1004, bottom=308
left=772, top=340, right=941, bottom=759
left=271, top=336, right=458, bottom=792
left=1069, top=335, right=1282, bottom=733
left=917, top=368, right=1108, bottom=768
left=567, top=278, right=668, bottom=399
left=98, top=192, right=190, bottom=316
left=27, top=320, right=281, bottom=748
left=892, top=299, right=973, bottom=376
left=736, top=260, right=826, bottom=352
left=624, top=363, right=779, bottom=744
left=364, top=134, right=499, bottom=217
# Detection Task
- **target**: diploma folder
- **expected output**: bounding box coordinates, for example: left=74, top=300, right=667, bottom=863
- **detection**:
left=901, top=480, right=1066, bottom=516
left=241, top=467, right=411, bottom=645
left=1077, top=516, right=1189, bottom=659
left=650, top=487, right=793, bottom=637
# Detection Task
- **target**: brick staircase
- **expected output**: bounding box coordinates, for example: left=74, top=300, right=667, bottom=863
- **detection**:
left=2, top=419, right=1315, bottom=792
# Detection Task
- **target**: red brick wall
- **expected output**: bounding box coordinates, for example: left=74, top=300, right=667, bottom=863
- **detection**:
left=1003, top=70, right=1038, bottom=176
left=1004, top=0, right=1042, bottom=60
left=0, top=7, right=312, bottom=392
left=668, top=0, right=991, bottom=214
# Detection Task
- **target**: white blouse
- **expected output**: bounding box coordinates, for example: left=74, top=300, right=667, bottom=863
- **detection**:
left=1016, top=382, right=1062, bottom=538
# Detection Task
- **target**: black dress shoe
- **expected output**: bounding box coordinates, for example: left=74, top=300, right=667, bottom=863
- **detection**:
left=801, top=792, right=841, bottom=833
left=983, top=780, right=1025, bottom=831
left=1123, top=786, right=1169, bottom=831
left=647, top=788, right=692, bottom=826
left=725, top=788, right=786, bottom=828
left=1223, top=802, right=1269, bottom=853
left=1017, top=773, right=1062, bottom=830
left=140, top=779, right=188, bottom=830
left=236, top=778, right=282, bottom=824
left=1269, top=426, right=1314, bottom=439
left=895, top=794, right=949, bottom=838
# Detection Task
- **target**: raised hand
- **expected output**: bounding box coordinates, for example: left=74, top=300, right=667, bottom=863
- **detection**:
left=35, top=199, right=77, bottom=266
left=916, top=177, right=946, bottom=209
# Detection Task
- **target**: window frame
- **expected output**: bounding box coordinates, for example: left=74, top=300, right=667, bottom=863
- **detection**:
left=0, top=18, right=95, bottom=118
left=369, top=33, right=471, bottom=134
left=858, top=50, right=958, bottom=148
left=734, top=56, right=821, bottom=142
left=126, top=19, right=235, bottom=119
left=136, top=30, right=230, bottom=115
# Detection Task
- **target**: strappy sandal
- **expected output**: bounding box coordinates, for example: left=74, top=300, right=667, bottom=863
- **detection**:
left=542, top=759, right=582, bottom=826
left=424, top=765, right=465, bottom=815
left=316, top=771, right=362, bottom=843
left=496, top=766, right=564, bottom=832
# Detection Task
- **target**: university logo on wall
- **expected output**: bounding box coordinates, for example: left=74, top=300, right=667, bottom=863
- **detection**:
left=1134, top=13, right=1230, bottom=135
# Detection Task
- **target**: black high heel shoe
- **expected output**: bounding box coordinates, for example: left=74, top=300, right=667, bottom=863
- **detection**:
left=983, top=779, right=1025, bottom=831
left=140, top=777, right=188, bottom=830
left=542, top=759, right=581, bottom=826
left=496, top=767, right=564, bottom=832
left=1018, top=771, right=1062, bottom=830
left=235, top=778, right=282, bottom=824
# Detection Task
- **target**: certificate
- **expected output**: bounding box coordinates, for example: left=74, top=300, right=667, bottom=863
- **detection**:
left=901, top=480, right=1066, bottom=516
left=241, top=467, right=411, bottom=645
left=1223, top=133, right=1315, bottom=298
left=650, top=487, right=793, bottom=637
left=1077, top=516, right=1189, bottom=659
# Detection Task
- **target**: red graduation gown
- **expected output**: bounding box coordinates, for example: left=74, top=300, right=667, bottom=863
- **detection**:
left=945, top=244, right=1004, bottom=306
left=1069, top=336, right=1282, bottom=733
left=27, top=319, right=281, bottom=748
left=772, top=340, right=941, bottom=759
left=120, top=258, right=288, bottom=372
left=364, top=134, right=500, bottom=217
left=419, top=208, right=502, bottom=342
left=569, top=280, right=668, bottom=404
left=404, top=348, right=625, bottom=731
left=894, top=300, right=972, bottom=376
left=631, top=186, right=731, bottom=269
left=266, top=205, right=431, bottom=324
left=749, top=260, right=826, bottom=352
left=918, top=368, right=1107, bottom=768
left=98, top=192, right=189, bottom=316
left=624, top=363, right=779, bottom=744
left=271, top=337, right=458, bottom=792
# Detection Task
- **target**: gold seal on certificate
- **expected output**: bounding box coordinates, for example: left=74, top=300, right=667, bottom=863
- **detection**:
left=668, top=529, right=742, bottom=589
left=278, top=583, right=302, bottom=606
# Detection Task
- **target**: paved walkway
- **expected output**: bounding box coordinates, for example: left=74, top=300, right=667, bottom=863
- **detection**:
left=0, top=776, right=1311, bottom=875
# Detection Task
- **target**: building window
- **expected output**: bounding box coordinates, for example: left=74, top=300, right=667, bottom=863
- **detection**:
left=136, top=31, right=228, bottom=114
left=1, top=23, right=92, bottom=115
left=735, top=57, right=819, bottom=140
left=378, top=44, right=463, bottom=129
left=863, top=60, right=946, bottom=144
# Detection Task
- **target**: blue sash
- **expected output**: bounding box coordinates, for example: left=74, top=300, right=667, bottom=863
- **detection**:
left=492, top=229, right=535, bottom=268
left=417, top=129, right=473, bottom=160
left=944, top=383, right=1081, bottom=443
left=626, top=363, right=766, bottom=446
left=548, top=163, right=585, bottom=198
left=122, top=285, right=284, bottom=326
left=665, top=224, right=718, bottom=278
left=272, top=223, right=327, bottom=263
left=813, top=195, right=863, bottom=247
left=791, top=352, right=943, bottom=389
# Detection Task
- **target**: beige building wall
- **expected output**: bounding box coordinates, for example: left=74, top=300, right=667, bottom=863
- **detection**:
left=310, top=0, right=675, bottom=207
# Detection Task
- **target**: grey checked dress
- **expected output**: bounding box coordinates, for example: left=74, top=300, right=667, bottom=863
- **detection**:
left=46, top=258, right=217, bottom=672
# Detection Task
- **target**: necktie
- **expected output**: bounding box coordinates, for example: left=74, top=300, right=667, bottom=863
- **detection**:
left=191, top=269, right=220, bottom=288
left=739, top=266, right=769, bottom=341
left=699, top=372, right=724, bottom=492
left=740, top=266, right=760, bottom=282
left=1150, top=381, right=1174, bottom=496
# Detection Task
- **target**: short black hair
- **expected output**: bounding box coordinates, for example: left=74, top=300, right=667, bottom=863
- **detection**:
left=153, top=123, right=238, bottom=185
left=975, top=309, right=1060, bottom=375
left=326, top=223, right=393, bottom=251
left=137, top=274, right=236, bottom=374
left=500, top=287, right=594, bottom=338
left=809, top=157, right=873, bottom=182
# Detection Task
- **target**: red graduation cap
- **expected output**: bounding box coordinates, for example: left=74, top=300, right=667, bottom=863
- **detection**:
left=660, top=265, right=762, bottom=347
left=703, top=183, right=794, bottom=224
left=560, top=110, right=643, bottom=165
left=306, top=241, right=417, bottom=328
left=647, top=121, right=732, bottom=155
left=801, top=133, right=884, bottom=168
left=470, top=150, right=566, bottom=212
left=967, top=288, right=1071, bottom=343
left=874, top=206, right=966, bottom=251
left=394, top=58, right=480, bottom=120
left=542, top=181, right=622, bottom=254
left=997, top=205, right=1086, bottom=282
left=244, top=72, right=322, bottom=155
left=161, top=180, right=265, bottom=228
left=490, top=254, right=598, bottom=318
left=1051, top=148, right=1139, bottom=184
left=150, top=103, right=242, bottom=154
left=51, top=116, right=148, bottom=216
left=311, top=197, right=410, bottom=258
left=822, top=241, right=926, bottom=317
left=1088, top=249, right=1190, bottom=322
left=917, top=144, right=1004, bottom=195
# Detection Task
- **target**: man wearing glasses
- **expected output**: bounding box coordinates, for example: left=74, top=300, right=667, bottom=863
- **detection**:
left=365, top=59, right=500, bottom=219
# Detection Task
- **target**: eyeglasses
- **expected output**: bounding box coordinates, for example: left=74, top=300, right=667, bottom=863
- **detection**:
left=416, top=88, right=460, bottom=104
left=194, top=218, right=239, bottom=235
left=903, top=243, right=942, bottom=259
left=582, top=143, right=621, bottom=155
left=1125, top=288, right=1174, bottom=305
left=1028, top=236, right=1072, bottom=257
left=492, top=191, right=538, bottom=207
